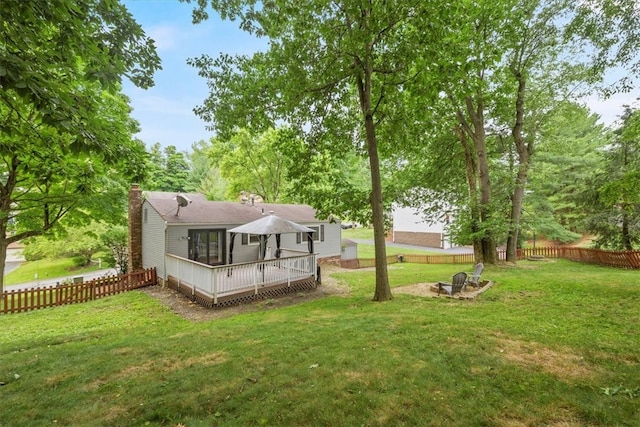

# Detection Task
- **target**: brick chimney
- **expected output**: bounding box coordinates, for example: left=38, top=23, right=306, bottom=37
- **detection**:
left=128, top=183, right=143, bottom=272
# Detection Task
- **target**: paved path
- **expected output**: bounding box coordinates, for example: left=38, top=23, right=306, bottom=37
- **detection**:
left=4, top=248, right=24, bottom=276
left=3, top=247, right=118, bottom=292
left=4, top=266, right=118, bottom=293
left=4, top=269, right=118, bottom=292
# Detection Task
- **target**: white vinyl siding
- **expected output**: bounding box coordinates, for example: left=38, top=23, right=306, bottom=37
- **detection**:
left=142, top=212, right=342, bottom=281
left=316, top=223, right=341, bottom=257
left=165, top=226, right=189, bottom=259
left=141, top=201, right=167, bottom=278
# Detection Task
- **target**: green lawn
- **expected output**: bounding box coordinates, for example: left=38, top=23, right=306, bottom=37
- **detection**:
left=341, top=227, right=446, bottom=257
left=341, top=226, right=375, bottom=240
left=1, top=260, right=639, bottom=426
left=4, top=255, right=109, bottom=285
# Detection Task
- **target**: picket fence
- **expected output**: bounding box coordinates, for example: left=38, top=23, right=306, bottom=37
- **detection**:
left=342, top=247, right=640, bottom=269
left=1, top=268, right=157, bottom=315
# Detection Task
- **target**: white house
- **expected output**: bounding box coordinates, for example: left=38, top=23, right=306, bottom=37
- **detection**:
left=391, top=206, right=454, bottom=249
left=128, top=185, right=342, bottom=284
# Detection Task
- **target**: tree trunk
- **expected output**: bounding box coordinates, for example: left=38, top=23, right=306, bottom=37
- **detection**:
left=466, top=98, right=498, bottom=264
left=356, top=66, right=392, bottom=302
left=0, top=236, right=7, bottom=294
left=453, top=95, right=498, bottom=264
left=0, top=157, right=18, bottom=294
left=506, top=70, right=531, bottom=262
left=622, top=212, right=632, bottom=251
left=367, top=123, right=392, bottom=302
left=505, top=184, right=523, bottom=261
left=458, top=127, right=485, bottom=263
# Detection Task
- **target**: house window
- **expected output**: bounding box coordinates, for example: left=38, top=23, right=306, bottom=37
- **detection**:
left=143, top=208, right=148, bottom=223
left=188, top=229, right=225, bottom=265
left=241, top=234, right=261, bottom=245
left=297, top=225, right=324, bottom=243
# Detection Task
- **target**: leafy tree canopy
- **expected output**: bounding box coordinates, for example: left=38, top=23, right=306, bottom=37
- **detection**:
left=185, top=0, right=464, bottom=300
left=0, top=0, right=160, bottom=291
left=581, top=106, right=640, bottom=250
left=208, top=128, right=296, bottom=203
left=142, top=144, right=192, bottom=193
left=186, top=140, right=226, bottom=198
left=1, top=0, right=160, bottom=138
left=101, top=225, right=128, bottom=274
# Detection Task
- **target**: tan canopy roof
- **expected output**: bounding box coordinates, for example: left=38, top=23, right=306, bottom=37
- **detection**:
left=228, top=213, right=315, bottom=235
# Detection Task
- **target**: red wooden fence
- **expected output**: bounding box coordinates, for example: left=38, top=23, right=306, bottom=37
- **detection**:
left=555, top=247, right=640, bottom=269
left=1, top=268, right=157, bottom=315
left=342, top=247, right=640, bottom=269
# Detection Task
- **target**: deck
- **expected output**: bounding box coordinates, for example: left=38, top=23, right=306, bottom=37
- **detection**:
left=164, top=252, right=318, bottom=308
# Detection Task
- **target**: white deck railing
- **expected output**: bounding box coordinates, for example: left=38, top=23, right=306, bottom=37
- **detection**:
left=165, top=252, right=317, bottom=304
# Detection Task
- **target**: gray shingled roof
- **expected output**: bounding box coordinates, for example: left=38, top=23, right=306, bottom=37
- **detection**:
left=143, top=191, right=208, bottom=203
left=144, top=192, right=321, bottom=225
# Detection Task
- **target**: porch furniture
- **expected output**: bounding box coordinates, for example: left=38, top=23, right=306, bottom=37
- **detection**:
left=437, top=272, right=468, bottom=296
left=466, top=263, right=484, bottom=288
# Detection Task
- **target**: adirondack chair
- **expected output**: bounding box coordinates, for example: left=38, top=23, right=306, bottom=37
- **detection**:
left=466, top=263, right=484, bottom=288
left=437, top=272, right=468, bottom=296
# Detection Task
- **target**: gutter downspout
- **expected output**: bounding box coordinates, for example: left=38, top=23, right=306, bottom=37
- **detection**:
left=163, top=221, right=168, bottom=287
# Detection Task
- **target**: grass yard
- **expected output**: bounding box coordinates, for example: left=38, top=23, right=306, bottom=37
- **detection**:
left=1, top=260, right=639, bottom=426
left=355, top=241, right=445, bottom=258
left=341, top=226, right=375, bottom=240
left=4, top=255, right=109, bottom=286
left=342, top=227, right=446, bottom=257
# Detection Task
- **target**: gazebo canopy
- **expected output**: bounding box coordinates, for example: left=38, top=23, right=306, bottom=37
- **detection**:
left=228, top=213, right=315, bottom=235
left=227, top=213, right=316, bottom=263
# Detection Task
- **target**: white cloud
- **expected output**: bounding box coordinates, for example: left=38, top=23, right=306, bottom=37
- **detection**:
left=147, top=24, right=181, bottom=51
left=585, top=88, right=640, bottom=128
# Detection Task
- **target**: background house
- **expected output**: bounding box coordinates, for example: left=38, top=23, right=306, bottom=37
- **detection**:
left=390, top=206, right=454, bottom=249
left=128, top=185, right=341, bottom=283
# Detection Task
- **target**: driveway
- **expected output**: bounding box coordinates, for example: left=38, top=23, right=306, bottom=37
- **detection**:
left=3, top=268, right=118, bottom=292
left=3, top=248, right=118, bottom=292
left=4, top=247, right=25, bottom=276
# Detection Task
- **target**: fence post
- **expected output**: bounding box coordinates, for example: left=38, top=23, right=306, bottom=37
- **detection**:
left=212, top=269, right=218, bottom=306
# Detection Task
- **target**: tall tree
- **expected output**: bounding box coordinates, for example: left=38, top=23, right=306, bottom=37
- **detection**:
left=399, top=0, right=524, bottom=264
left=499, top=0, right=640, bottom=258
left=186, top=140, right=221, bottom=195
left=498, top=0, right=584, bottom=261
left=101, top=225, right=129, bottom=274
left=581, top=106, right=640, bottom=250
left=526, top=101, right=609, bottom=241
left=0, top=1, right=160, bottom=292
left=143, top=144, right=191, bottom=193
left=1, top=0, right=160, bottom=134
left=160, top=146, right=191, bottom=193
left=208, top=128, right=294, bottom=202
left=186, top=0, right=451, bottom=301
left=410, top=0, right=621, bottom=263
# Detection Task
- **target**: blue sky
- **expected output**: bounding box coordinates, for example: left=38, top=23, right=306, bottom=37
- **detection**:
left=122, top=1, right=638, bottom=153
left=121, top=0, right=265, bottom=152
